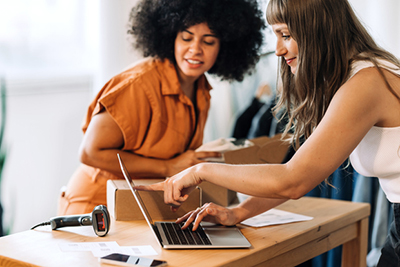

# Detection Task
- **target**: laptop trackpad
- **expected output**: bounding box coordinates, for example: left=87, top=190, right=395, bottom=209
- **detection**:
left=205, top=228, right=247, bottom=246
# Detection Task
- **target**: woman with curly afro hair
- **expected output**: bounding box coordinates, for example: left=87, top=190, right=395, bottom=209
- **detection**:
left=130, top=0, right=265, bottom=82
left=58, top=0, right=265, bottom=215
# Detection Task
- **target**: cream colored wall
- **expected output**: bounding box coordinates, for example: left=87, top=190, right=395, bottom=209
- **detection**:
left=1, top=78, right=93, bottom=233
left=349, top=0, right=400, bottom=58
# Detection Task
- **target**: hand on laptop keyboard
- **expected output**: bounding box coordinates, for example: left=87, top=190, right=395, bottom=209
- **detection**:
left=176, top=203, right=238, bottom=231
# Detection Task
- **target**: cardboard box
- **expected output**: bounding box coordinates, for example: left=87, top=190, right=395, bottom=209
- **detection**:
left=196, top=134, right=291, bottom=206
left=198, top=182, right=237, bottom=207
left=224, top=133, right=291, bottom=164
left=107, top=179, right=201, bottom=221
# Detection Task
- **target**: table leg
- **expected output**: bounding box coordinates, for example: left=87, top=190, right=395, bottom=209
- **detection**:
left=342, top=217, right=369, bottom=267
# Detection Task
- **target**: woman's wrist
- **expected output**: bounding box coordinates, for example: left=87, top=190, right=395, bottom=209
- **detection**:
left=193, top=162, right=211, bottom=183
left=163, top=159, right=174, bottom=177
left=230, top=206, right=249, bottom=225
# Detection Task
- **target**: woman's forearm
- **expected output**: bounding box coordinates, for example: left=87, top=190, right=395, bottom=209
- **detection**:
left=80, top=148, right=170, bottom=178
left=196, top=162, right=297, bottom=199
left=80, top=148, right=221, bottom=179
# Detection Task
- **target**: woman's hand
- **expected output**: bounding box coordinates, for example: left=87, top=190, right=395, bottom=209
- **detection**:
left=165, top=150, right=221, bottom=177
left=134, top=164, right=206, bottom=210
left=176, top=203, right=238, bottom=231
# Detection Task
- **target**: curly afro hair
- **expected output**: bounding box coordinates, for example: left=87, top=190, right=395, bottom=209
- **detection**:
left=128, top=0, right=265, bottom=82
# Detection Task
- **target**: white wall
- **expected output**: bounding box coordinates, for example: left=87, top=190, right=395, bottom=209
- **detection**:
left=350, top=0, right=400, bottom=58
left=2, top=77, right=93, bottom=233
left=96, top=0, right=142, bottom=91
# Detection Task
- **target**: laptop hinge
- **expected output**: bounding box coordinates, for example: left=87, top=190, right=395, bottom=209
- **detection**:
left=152, top=224, right=164, bottom=245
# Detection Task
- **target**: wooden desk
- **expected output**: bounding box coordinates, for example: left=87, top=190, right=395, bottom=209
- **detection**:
left=0, top=197, right=370, bottom=267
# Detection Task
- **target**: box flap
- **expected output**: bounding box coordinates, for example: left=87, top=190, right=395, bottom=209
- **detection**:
left=223, top=133, right=291, bottom=164
left=257, top=139, right=291, bottom=163
left=112, top=178, right=164, bottom=188
left=248, top=136, right=271, bottom=146
left=106, top=180, right=118, bottom=216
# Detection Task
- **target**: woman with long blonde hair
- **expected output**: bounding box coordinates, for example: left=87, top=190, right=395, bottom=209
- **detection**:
left=138, top=0, right=400, bottom=265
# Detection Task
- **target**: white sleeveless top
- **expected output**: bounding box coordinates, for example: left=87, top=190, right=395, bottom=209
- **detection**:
left=349, top=59, right=400, bottom=203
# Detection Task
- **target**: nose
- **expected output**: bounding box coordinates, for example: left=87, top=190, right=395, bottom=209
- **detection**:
left=189, top=40, right=202, bottom=54
left=275, top=40, right=286, bottom=57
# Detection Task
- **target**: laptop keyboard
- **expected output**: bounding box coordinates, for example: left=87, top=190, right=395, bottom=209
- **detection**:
left=160, top=222, right=212, bottom=245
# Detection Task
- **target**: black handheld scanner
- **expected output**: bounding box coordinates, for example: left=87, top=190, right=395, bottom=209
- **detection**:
left=31, top=205, right=110, bottom=237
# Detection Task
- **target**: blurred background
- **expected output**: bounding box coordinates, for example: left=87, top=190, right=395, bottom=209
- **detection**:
left=0, top=0, right=399, bottom=237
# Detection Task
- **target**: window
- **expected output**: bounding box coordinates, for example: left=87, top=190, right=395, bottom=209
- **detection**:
left=0, top=0, right=99, bottom=79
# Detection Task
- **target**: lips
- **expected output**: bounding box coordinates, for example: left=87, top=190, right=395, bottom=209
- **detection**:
left=186, top=59, right=203, bottom=65
left=286, top=58, right=296, bottom=65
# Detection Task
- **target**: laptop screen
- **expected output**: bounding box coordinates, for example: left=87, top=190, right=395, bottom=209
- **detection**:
left=117, top=153, right=154, bottom=225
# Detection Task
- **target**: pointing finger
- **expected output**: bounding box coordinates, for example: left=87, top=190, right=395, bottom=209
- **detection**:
left=133, top=182, right=164, bottom=191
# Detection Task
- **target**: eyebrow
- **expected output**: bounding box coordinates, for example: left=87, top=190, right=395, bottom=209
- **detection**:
left=183, top=29, right=218, bottom=38
left=273, top=26, right=289, bottom=34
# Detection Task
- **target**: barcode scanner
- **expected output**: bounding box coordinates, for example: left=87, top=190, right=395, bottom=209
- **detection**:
left=30, top=205, right=110, bottom=237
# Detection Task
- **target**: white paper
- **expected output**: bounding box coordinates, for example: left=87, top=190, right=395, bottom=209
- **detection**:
left=240, top=209, right=313, bottom=227
left=58, top=241, right=120, bottom=252
left=58, top=242, right=157, bottom=258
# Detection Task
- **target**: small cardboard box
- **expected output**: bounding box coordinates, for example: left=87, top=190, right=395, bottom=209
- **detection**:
left=197, top=134, right=291, bottom=206
left=107, top=179, right=201, bottom=221
left=224, top=133, right=291, bottom=164
left=198, top=182, right=237, bottom=207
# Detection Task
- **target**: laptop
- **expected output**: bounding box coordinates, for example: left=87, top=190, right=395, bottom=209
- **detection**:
left=117, top=153, right=251, bottom=249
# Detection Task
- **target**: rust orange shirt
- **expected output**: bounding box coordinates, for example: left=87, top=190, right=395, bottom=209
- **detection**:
left=58, top=58, right=212, bottom=215
left=84, top=57, right=212, bottom=158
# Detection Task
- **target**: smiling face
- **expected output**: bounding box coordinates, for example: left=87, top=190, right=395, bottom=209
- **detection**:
left=272, top=23, right=299, bottom=74
left=174, top=23, right=220, bottom=84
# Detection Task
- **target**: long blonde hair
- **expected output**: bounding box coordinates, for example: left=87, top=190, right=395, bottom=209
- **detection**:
left=267, top=0, right=400, bottom=148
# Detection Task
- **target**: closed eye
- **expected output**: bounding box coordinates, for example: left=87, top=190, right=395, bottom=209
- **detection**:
left=204, top=40, right=216, bottom=45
